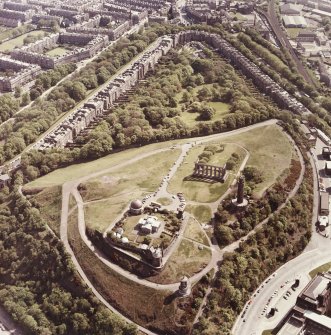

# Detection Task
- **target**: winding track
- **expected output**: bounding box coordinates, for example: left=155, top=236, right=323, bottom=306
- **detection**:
left=58, top=119, right=310, bottom=333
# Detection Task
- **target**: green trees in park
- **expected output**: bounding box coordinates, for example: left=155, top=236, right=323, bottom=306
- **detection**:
left=0, top=94, right=20, bottom=124
left=0, top=28, right=159, bottom=165
left=194, top=162, right=313, bottom=334
left=0, top=180, right=137, bottom=335
left=18, top=46, right=280, bottom=181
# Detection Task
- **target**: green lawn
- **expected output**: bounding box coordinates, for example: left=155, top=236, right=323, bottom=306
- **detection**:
left=84, top=197, right=128, bottom=232
left=262, top=330, right=274, bottom=335
left=46, top=46, right=69, bottom=57
left=0, top=24, right=32, bottom=42
left=180, top=101, right=230, bottom=127
left=81, top=149, right=181, bottom=230
left=0, top=30, right=45, bottom=52
left=185, top=204, right=212, bottom=224
left=168, top=143, right=246, bottom=203
left=176, top=84, right=231, bottom=127
left=286, top=28, right=302, bottom=39
left=309, top=262, right=331, bottom=279
left=147, top=239, right=211, bottom=284
left=81, top=149, right=181, bottom=202
left=226, top=125, right=294, bottom=196
left=26, top=142, right=181, bottom=188
left=184, top=216, right=209, bottom=245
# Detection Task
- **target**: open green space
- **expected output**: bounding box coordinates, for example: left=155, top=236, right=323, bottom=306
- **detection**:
left=26, top=142, right=180, bottom=188
left=309, top=262, right=331, bottom=278
left=175, top=84, right=230, bottom=127
left=168, top=143, right=246, bottom=203
left=29, top=186, right=62, bottom=237
left=227, top=125, right=294, bottom=196
left=147, top=239, right=211, bottom=284
left=46, top=46, right=69, bottom=57
left=0, top=30, right=45, bottom=52
left=67, top=207, right=181, bottom=333
left=0, top=24, right=32, bottom=42
left=185, top=204, right=212, bottom=224
left=84, top=197, right=128, bottom=232
left=262, top=330, right=274, bottom=335
left=184, top=216, right=209, bottom=245
left=80, top=149, right=181, bottom=230
left=168, top=125, right=294, bottom=202
left=156, top=197, right=172, bottom=206
left=180, top=101, right=230, bottom=127
left=286, top=28, right=302, bottom=39
left=81, top=149, right=181, bottom=202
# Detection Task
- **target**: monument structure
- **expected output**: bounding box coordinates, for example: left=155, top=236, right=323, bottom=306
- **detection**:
left=231, top=175, right=248, bottom=209
left=178, top=276, right=191, bottom=297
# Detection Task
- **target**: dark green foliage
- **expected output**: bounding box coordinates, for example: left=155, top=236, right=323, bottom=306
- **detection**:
left=0, top=184, right=136, bottom=335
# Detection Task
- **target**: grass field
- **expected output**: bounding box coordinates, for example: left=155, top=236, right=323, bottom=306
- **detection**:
left=184, top=217, right=209, bottom=245
left=225, top=125, right=294, bottom=196
left=156, top=197, right=173, bottom=206
left=0, top=30, right=45, bottom=52
left=26, top=142, right=181, bottom=189
left=46, top=46, right=69, bottom=57
left=81, top=150, right=181, bottom=230
left=176, top=84, right=231, bottom=127
left=309, top=262, right=331, bottom=278
left=262, top=330, right=274, bottom=335
left=81, top=149, right=181, bottom=202
left=147, top=239, right=211, bottom=284
left=185, top=204, right=212, bottom=224
left=168, top=143, right=246, bottom=203
left=30, top=186, right=62, bottom=237
left=67, top=207, right=181, bottom=333
left=180, top=101, right=230, bottom=127
left=0, top=24, right=31, bottom=42
left=286, top=28, right=302, bottom=39
left=84, top=197, right=129, bottom=231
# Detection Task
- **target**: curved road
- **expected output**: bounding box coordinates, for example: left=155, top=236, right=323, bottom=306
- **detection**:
left=232, top=140, right=321, bottom=335
left=58, top=118, right=310, bottom=334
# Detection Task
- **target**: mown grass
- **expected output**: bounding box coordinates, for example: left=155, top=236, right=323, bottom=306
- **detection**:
left=185, top=205, right=212, bottom=224
left=168, top=143, right=246, bottom=203
left=0, top=30, right=45, bottom=52
left=26, top=142, right=180, bottom=188
left=309, top=262, right=331, bottom=279
left=184, top=216, right=209, bottom=245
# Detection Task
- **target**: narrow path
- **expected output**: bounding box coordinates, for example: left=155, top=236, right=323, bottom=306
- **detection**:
left=60, top=183, right=158, bottom=335
left=194, top=131, right=306, bottom=326
left=59, top=120, right=295, bottom=331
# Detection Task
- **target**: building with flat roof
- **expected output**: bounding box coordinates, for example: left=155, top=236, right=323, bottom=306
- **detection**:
left=277, top=273, right=331, bottom=335
left=283, top=15, right=307, bottom=27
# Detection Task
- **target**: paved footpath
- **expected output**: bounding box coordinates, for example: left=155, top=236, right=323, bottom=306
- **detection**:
left=60, top=120, right=282, bottom=333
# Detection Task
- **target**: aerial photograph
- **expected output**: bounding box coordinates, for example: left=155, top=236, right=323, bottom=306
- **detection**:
left=0, top=0, right=331, bottom=334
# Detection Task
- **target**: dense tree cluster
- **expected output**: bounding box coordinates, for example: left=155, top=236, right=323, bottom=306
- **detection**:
left=78, top=47, right=278, bottom=159
left=0, top=179, right=136, bottom=335
left=30, top=63, right=77, bottom=101
left=0, top=94, right=20, bottom=124
left=194, top=164, right=312, bottom=334
left=0, top=27, right=160, bottom=165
